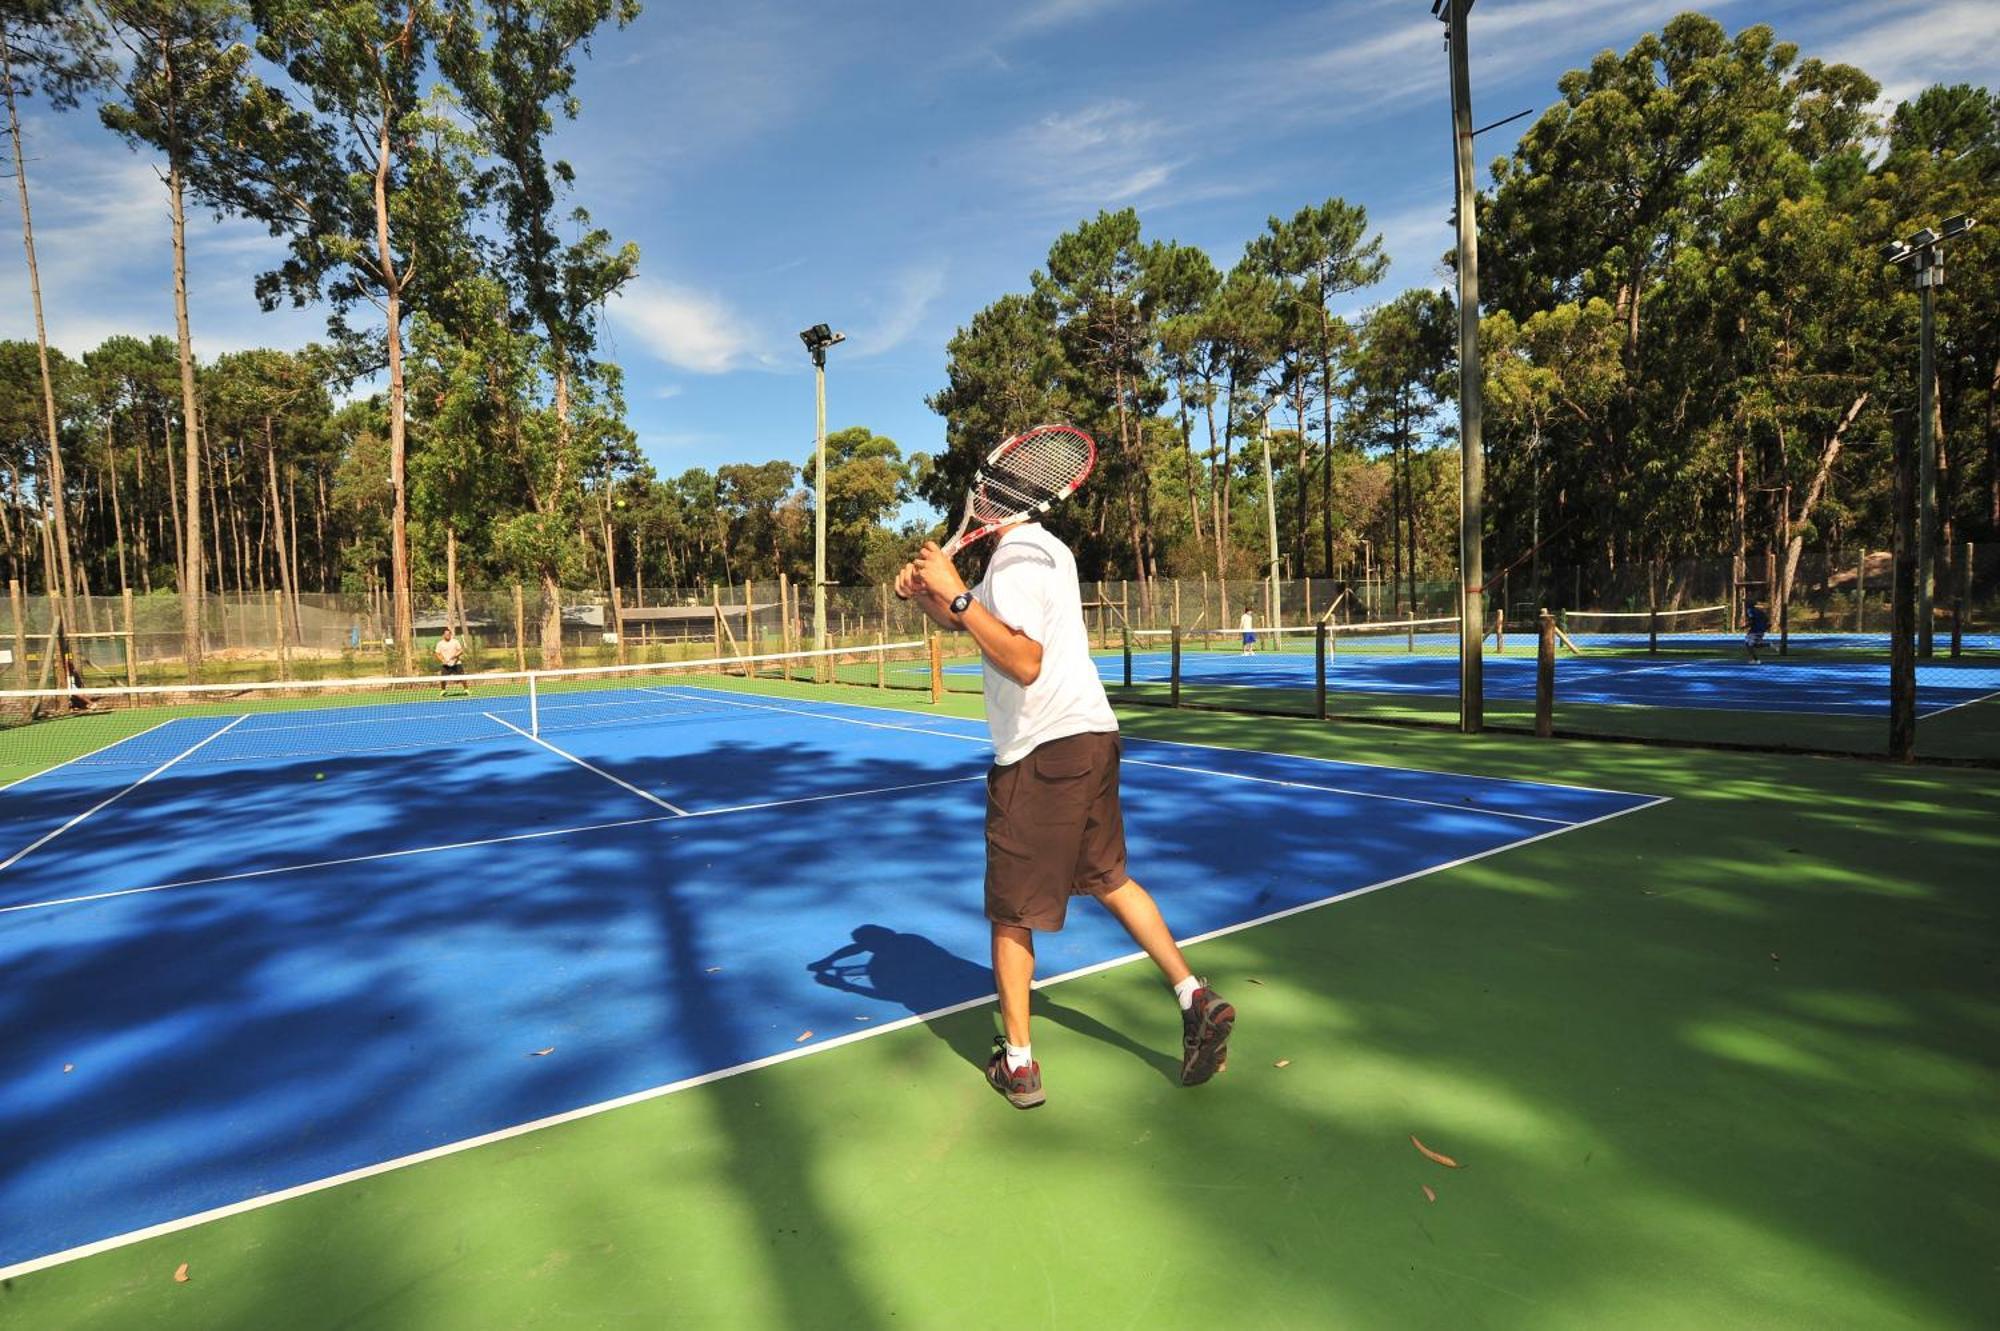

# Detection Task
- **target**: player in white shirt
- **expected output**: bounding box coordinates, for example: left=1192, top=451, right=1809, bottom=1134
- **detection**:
left=434, top=627, right=470, bottom=697
left=899, top=521, right=1234, bottom=1109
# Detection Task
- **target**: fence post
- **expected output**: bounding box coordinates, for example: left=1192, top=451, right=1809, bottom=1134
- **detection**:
left=122, top=587, right=137, bottom=686
left=929, top=633, right=944, bottom=704
left=273, top=589, right=291, bottom=680
left=1495, top=607, right=1506, bottom=654
left=610, top=583, right=628, bottom=665
left=1536, top=610, right=1556, bottom=738
left=1121, top=626, right=1132, bottom=688
left=506, top=584, right=523, bottom=670
left=875, top=632, right=886, bottom=689
left=1855, top=549, right=1866, bottom=634
left=1952, top=540, right=1970, bottom=659
left=1170, top=625, right=1182, bottom=709
left=10, top=579, right=27, bottom=687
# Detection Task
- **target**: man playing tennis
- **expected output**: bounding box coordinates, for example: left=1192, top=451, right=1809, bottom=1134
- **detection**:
left=897, top=524, right=1234, bottom=1110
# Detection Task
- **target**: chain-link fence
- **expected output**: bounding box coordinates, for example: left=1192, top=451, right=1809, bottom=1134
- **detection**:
left=7, top=544, right=1997, bottom=762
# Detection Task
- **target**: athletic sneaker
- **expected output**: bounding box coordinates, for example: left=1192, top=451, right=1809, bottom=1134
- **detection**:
left=986, top=1037, right=1045, bottom=1110
left=1180, top=982, right=1235, bottom=1087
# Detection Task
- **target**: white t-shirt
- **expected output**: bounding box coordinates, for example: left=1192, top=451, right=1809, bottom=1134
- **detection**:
left=435, top=636, right=464, bottom=666
left=973, top=523, right=1118, bottom=766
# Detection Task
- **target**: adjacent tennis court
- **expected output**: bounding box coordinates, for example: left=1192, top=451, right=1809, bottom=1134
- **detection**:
left=0, top=673, right=1659, bottom=1276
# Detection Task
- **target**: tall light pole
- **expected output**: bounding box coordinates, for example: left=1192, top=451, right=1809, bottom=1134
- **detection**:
left=1434, top=0, right=1486, bottom=732
left=1885, top=215, right=1976, bottom=658
left=800, top=323, right=845, bottom=672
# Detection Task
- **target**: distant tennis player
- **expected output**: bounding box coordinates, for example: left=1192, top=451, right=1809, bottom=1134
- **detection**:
left=435, top=626, right=470, bottom=696
left=1744, top=601, right=1769, bottom=664
left=897, top=524, right=1234, bottom=1110
left=1240, top=605, right=1257, bottom=655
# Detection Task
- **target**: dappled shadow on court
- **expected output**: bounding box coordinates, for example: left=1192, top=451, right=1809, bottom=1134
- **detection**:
left=5, top=698, right=1992, bottom=1325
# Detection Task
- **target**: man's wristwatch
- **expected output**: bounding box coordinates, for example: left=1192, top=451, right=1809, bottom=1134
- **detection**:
left=949, top=591, right=974, bottom=617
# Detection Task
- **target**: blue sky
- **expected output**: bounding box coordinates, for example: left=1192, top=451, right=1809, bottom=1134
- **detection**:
left=3, top=1, right=1993, bottom=522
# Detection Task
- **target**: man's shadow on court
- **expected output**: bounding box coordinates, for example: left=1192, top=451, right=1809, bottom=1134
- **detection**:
left=807, top=924, right=1178, bottom=1084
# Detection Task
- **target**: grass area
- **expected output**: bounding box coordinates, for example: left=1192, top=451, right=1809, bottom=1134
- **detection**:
left=3, top=684, right=1995, bottom=1328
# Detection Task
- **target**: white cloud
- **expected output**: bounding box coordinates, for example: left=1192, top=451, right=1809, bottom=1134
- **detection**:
left=1811, top=1, right=1997, bottom=106
left=990, top=100, right=1185, bottom=215
left=607, top=276, right=757, bottom=374
left=848, top=260, right=946, bottom=359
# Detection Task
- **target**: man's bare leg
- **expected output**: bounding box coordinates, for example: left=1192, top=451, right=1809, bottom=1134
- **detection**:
left=991, top=923, right=1036, bottom=1046
left=1096, top=879, right=1193, bottom=987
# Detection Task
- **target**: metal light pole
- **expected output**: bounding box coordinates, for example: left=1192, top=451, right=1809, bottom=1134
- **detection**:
left=1435, top=0, right=1485, bottom=732
left=799, top=324, right=845, bottom=674
left=1885, top=216, right=1976, bottom=658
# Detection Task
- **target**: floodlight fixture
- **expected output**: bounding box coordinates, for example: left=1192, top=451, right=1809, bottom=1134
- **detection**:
left=1911, top=227, right=1939, bottom=248
left=1942, top=214, right=1976, bottom=238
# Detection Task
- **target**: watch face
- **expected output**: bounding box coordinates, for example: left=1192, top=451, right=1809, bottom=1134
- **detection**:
left=951, top=592, right=973, bottom=613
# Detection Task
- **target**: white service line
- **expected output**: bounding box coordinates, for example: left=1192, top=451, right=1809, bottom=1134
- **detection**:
left=1917, top=686, right=2000, bottom=721
left=483, top=712, right=689, bottom=815
left=688, top=773, right=987, bottom=819
left=0, top=717, right=179, bottom=794
left=0, top=716, right=248, bottom=875
left=1121, top=757, right=1574, bottom=826
left=0, top=783, right=1671, bottom=1285
left=0, top=812, right=681, bottom=916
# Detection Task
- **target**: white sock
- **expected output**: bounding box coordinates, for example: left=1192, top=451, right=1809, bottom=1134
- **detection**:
left=1173, top=974, right=1202, bottom=1010
left=1004, top=1041, right=1032, bottom=1072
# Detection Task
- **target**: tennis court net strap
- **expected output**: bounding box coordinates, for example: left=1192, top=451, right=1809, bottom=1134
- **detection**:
left=0, top=641, right=931, bottom=774
left=1327, top=616, right=1463, bottom=653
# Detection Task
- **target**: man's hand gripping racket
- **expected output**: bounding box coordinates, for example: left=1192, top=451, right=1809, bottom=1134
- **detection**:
left=896, top=424, right=1096, bottom=604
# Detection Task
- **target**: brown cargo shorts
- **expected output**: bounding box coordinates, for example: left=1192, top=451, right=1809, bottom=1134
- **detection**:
left=984, top=729, right=1129, bottom=932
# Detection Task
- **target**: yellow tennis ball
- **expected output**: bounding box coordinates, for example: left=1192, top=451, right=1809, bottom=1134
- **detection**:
left=315, top=772, right=325, bottom=780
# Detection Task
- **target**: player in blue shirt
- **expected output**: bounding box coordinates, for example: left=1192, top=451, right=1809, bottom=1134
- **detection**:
left=1744, top=601, right=1770, bottom=663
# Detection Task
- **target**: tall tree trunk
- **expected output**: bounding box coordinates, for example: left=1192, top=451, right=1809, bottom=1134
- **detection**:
left=4, top=42, right=76, bottom=621
left=168, top=160, right=204, bottom=672
left=1731, top=435, right=1747, bottom=625
left=374, top=109, right=414, bottom=673
left=262, top=416, right=298, bottom=647
left=444, top=524, right=459, bottom=634
left=1320, top=311, right=1337, bottom=580
left=1780, top=395, right=1865, bottom=605
left=539, top=566, right=563, bottom=667
left=107, top=431, right=129, bottom=595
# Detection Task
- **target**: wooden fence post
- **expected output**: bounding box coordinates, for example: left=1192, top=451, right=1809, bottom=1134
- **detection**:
left=513, top=583, right=528, bottom=671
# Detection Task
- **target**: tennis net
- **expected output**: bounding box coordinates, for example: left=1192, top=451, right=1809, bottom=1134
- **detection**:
left=1564, top=605, right=1731, bottom=648
left=0, top=640, right=932, bottom=778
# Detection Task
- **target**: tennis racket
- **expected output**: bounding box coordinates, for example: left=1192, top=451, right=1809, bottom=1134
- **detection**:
left=939, top=423, right=1096, bottom=556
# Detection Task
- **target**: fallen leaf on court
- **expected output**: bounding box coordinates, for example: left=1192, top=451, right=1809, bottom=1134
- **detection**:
left=173, top=1263, right=189, bottom=1283
left=1769, top=952, right=1781, bottom=962
left=795, top=1030, right=813, bottom=1043
left=1411, top=1135, right=1461, bottom=1168
left=1274, top=1059, right=1291, bottom=1068
left=63, top=1063, right=73, bottom=1073
left=854, top=1016, right=871, bottom=1022
left=530, top=1047, right=555, bottom=1057
left=1246, top=978, right=1264, bottom=986
left=1422, top=1185, right=1437, bottom=1203
left=704, top=966, right=722, bottom=974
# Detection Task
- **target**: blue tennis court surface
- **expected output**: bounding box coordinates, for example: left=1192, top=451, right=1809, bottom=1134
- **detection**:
left=1, top=686, right=1661, bottom=1274
left=1101, top=640, right=1999, bottom=717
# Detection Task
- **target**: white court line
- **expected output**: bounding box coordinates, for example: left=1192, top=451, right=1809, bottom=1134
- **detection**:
left=0, top=717, right=179, bottom=794
left=1917, top=686, right=2000, bottom=721
left=0, top=716, right=248, bottom=875
left=0, top=771, right=991, bottom=917
left=646, top=684, right=1662, bottom=806
left=1121, top=757, right=1574, bottom=826
left=483, top=712, right=689, bottom=815
left=0, top=784, right=1670, bottom=1284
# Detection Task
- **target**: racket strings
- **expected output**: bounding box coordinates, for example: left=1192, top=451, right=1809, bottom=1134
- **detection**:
left=973, top=427, right=1091, bottom=522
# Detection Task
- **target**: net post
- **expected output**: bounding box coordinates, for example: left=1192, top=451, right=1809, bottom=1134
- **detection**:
left=1314, top=623, right=1328, bottom=721
left=121, top=588, right=137, bottom=686
left=529, top=671, right=540, bottom=738
left=874, top=633, right=886, bottom=689
left=1170, top=625, right=1182, bottom=708
left=1494, top=606, right=1505, bottom=654
left=513, top=583, right=527, bottom=671
left=1647, top=560, right=1659, bottom=656
left=1122, top=626, right=1132, bottom=688
left=9, top=579, right=25, bottom=687
left=1535, top=610, right=1555, bottom=738
left=928, top=634, right=944, bottom=703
